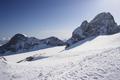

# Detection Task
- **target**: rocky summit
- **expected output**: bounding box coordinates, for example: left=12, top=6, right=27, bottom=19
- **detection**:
left=66, top=12, right=120, bottom=47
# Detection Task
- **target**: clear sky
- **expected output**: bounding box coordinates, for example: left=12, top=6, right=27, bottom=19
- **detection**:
left=0, top=0, right=120, bottom=40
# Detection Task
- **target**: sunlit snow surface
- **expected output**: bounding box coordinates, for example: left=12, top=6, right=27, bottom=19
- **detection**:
left=0, top=33, right=120, bottom=80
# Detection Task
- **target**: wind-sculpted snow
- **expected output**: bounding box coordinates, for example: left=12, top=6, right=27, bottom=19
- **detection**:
left=54, top=48, right=120, bottom=80
left=1, top=47, right=120, bottom=80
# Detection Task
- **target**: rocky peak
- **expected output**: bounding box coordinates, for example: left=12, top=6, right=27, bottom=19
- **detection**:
left=87, top=12, right=119, bottom=35
left=66, top=12, right=120, bottom=48
left=91, top=12, right=115, bottom=23
left=12, top=33, right=26, bottom=39
left=9, top=33, right=27, bottom=45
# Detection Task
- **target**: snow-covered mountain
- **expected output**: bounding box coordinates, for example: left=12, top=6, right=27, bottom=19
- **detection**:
left=0, top=32, right=120, bottom=80
left=0, top=34, right=65, bottom=55
left=0, top=12, right=120, bottom=80
left=66, top=12, right=120, bottom=47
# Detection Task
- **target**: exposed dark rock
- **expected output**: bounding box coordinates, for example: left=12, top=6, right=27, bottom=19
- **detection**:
left=25, top=56, right=34, bottom=61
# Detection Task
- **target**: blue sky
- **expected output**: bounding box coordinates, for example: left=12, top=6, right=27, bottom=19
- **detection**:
left=0, top=0, right=120, bottom=40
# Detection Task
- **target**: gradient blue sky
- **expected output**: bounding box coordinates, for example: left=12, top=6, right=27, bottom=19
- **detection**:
left=0, top=0, right=120, bottom=40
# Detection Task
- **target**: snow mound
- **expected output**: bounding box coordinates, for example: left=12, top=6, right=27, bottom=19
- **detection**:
left=1, top=47, right=120, bottom=80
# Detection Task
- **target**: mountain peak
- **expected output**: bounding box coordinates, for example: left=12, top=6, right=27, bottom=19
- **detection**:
left=94, top=12, right=113, bottom=19
left=8, top=33, right=27, bottom=45
left=91, top=12, right=115, bottom=24
left=12, top=33, right=26, bottom=39
left=0, top=34, right=65, bottom=55
left=66, top=12, right=120, bottom=48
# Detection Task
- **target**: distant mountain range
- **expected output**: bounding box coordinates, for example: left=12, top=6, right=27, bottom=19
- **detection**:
left=0, top=34, right=65, bottom=55
left=0, top=12, right=120, bottom=55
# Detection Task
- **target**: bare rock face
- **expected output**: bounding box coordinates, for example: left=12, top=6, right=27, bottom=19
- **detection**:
left=0, top=34, right=65, bottom=55
left=66, top=12, right=120, bottom=47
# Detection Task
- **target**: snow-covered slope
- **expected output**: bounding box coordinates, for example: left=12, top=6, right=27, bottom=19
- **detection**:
left=0, top=32, right=120, bottom=80
left=66, top=32, right=120, bottom=51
